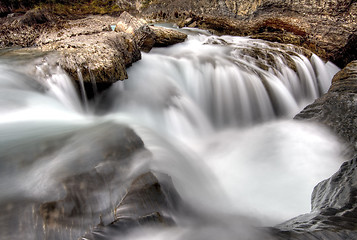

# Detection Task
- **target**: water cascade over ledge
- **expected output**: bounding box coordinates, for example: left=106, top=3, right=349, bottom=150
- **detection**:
left=0, top=31, right=345, bottom=240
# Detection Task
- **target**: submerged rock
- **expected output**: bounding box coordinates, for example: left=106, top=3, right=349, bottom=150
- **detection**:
left=295, top=60, right=357, bottom=156
left=82, top=171, right=180, bottom=240
left=37, top=123, right=147, bottom=239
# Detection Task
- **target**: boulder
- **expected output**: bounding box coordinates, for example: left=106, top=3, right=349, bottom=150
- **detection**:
left=116, top=12, right=187, bottom=51
left=82, top=171, right=180, bottom=240
left=0, top=122, right=148, bottom=240
left=116, top=11, right=156, bottom=52
left=295, top=60, right=357, bottom=157
left=150, top=26, right=187, bottom=47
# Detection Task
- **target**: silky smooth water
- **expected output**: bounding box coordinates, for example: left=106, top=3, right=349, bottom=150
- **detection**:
left=0, top=32, right=344, bottom=240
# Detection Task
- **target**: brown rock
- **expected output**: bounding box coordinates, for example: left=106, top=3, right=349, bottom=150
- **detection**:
left=116, top=11, right=156, bottom=52
left=149, top=26, right=187, bottom=47
left=34, top=15, right=141, bottom=97
left=133, top=0, right=356, bottom=68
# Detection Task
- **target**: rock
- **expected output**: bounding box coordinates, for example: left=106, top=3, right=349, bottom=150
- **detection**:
left=115, top=11, right=188, bottom=51
left=269, top=62, right=357, bottom=238
left=116, top=11, right=156, bottom=52
left=0, top=121, right=148, bottom=240
left=295, top=60, right=357, bottom=156
left=82, top=171, right=180, bottom=240
left=133, top=0, right=356, bottom=68
left=19, top=8, right=54, bottom=25
left=114, top=171, right=181, bottom=219
left=149, top=26, right=187, bottom=47
left=34, top=15, right=141, bottom=97
left=0, top=11, right=186, bottom=98
left=37, top=122, right=147, bottom=238
left=271, top=156, right=357, bottom=239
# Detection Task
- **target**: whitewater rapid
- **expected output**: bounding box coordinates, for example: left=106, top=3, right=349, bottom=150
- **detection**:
left=0, top=31, right=345, bottom=240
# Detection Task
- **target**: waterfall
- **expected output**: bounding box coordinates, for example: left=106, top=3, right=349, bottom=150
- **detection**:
left=0, top=31, right=345, bottom=240
left=106, top=34, right=339, bottom=137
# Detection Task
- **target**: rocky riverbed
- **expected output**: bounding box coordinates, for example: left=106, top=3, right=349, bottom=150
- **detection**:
left=134, top=0, right=356, bottom=69
left=0, top=10, right=187, bottom=96
left=1, top=2, right=357, bottom=240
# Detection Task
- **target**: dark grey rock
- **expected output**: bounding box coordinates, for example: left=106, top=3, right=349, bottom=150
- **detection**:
left=271, top=157, right=357, bottom=239
left=82, top=171, right=180, bottom=240
left=295, top=60, right=357, bottom=157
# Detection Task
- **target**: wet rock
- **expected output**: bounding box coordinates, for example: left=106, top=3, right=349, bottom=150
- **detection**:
left=0, top=121, right=148, bottom=240
left=114, top=171, right=181, bottom=219
left=271, top=156, right=357, bottom=239
left=82, top=171, right=180, bottom=240
left=37, top=123, right=147, bottom=239
left=295, top=60, right=357, bottom=156
left=150, top=26, right=187, bottom=47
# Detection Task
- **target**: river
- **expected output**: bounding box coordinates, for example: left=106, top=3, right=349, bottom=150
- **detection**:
left=0, top=29, right=345, bottom=240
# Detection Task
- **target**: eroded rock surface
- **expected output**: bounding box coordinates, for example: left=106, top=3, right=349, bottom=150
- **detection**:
left=133, top=0, right=356, bottom=68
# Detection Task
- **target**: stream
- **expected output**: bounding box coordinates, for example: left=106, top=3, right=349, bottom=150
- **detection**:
left=0, top=29, right=345, bottom=240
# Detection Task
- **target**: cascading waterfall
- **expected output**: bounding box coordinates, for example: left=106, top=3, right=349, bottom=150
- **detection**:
left=106, top=33, right=339, bottom=136
left=0, top=30, right=344, bottom=240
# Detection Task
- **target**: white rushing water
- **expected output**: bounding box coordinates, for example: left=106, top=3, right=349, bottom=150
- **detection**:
left=0, top=32, right=344, bottom=240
